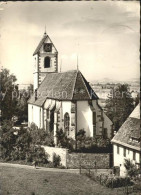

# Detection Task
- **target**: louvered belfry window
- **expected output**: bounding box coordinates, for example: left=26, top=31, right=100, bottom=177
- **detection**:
left=44, top=56, right=50, bottom=68
left=64, top=112, right=70, bottom=135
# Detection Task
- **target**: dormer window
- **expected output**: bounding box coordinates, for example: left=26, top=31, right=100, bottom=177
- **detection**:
left=44, top=56, right=51, bottom=68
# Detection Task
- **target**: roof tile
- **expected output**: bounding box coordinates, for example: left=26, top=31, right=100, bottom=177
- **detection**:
left=28, top=70, right=98, bottom=106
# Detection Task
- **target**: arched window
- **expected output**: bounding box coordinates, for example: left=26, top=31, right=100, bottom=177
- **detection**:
left=44, top=56, right=50, bottom=68
left=50, top=109, right=54, bottom=131
left=64, top=112, right=70, bottom=135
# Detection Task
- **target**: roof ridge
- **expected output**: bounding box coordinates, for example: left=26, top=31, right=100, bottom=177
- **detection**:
left=33, top=35, right=48, bottom=56
left=33, top=34, right=58, bottom=56
left=79, top=71, right=91, bottom=99
left=71, top=71, right=78, bottom=100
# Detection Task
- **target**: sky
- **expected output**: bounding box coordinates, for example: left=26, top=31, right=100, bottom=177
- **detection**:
left=0, top=1, right=140, bottom=84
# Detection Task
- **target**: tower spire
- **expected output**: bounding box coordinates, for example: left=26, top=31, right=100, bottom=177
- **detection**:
left=77, top=54, right=79, bottom=71
left=60, top=59, right=62, bottom=72
left=44, top=25, right=47, bottom=35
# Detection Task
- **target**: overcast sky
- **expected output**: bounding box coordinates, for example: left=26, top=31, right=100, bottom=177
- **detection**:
left=0, top=1, right=140, bottom=84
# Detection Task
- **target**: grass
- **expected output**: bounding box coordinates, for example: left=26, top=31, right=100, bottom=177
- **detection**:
left=0, top=164, right=139, bottom=195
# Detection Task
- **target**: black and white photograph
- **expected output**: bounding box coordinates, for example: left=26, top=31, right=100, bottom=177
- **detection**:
left=0, top=1, right=140, bottom=195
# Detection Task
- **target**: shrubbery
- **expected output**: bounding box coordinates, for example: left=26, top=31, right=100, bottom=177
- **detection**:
left=56, top=128, right=112, bottom=153
left=30, top=123, right=54, bottom=146
left=53, top=153, right=61, bottom=167
left=89, top=171, right=133, bottom=188
left=0, top=120, right=49, bottom=164
left=56, top=129, right=75, bottom=151
left=124, top=159, right=140, bottom=178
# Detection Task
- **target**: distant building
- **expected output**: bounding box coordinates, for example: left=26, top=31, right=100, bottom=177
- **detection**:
left=28, top=32, right=113, bottom=145
left=111, top=103, right=140, bottom=176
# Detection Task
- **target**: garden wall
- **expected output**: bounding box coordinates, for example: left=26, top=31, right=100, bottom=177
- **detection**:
left=42, top=146, right=112, bottom=169
left=42, top=146, right=68, bottom=167
left=66, top=153, right=111, bottom=169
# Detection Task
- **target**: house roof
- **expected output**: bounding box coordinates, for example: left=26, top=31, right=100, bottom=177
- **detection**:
left=28, top=70, right=98, bottom=106
left=33, top=33, right=57, bottom=56
left=111, top=103, right=141, bottom=151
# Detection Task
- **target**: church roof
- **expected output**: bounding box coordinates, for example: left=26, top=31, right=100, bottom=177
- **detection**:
left=33, top=34, right=58, bottom=56
left=28, top=70, right=98, bottom=106
left=111, top=103, right=140, bottom=151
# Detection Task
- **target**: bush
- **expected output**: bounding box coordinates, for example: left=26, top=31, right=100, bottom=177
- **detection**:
left=56, top=128, right=112, bottom=153
left=76, top=130, right=112, bottom=153
left=56, top=129, right=76, bottom=151
left=0, top=120, right=49, bottom=165
left=124, top=159, right=139, bottom=178
left=53, top=153, right=61, bottom=167
left=26, top=145, right=49, bottom=164
left=89, top=172, right=133, bottom=188
left=29, top=124, right=54, bottom=146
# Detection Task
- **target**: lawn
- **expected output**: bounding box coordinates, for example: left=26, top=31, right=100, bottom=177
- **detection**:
left=0, top=164, right=137, bottom=195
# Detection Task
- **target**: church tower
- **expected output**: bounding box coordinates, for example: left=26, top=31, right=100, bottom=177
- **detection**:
left=33, top=32, right=58, bottom=90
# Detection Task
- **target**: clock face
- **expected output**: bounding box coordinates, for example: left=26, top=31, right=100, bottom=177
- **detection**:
left=44, top=43, right=52, bottom=52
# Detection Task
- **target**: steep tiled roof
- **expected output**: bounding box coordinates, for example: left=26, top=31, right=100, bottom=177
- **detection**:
left=28, top=70, right=98, bottom=106
left=33, top=34, right=47, bottom=56
left=111, top=104, right=140, bottom=151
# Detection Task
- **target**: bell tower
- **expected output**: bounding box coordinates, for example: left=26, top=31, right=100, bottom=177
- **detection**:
left=33, top=32, right=58, bottom=90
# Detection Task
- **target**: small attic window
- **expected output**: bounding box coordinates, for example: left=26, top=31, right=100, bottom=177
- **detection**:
left=44, top=56, right=50, bottom=68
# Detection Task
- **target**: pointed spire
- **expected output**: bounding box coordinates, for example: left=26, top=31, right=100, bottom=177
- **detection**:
left=77, top=54, right=79, bottom=71
left=44, top=25, right=47, bottom=36
left=60, top=59, right=62, bottom=72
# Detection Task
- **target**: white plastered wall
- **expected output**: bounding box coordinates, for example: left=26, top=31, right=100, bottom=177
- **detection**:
left=28, top=104, right=44, bottom=129
left=77, top=101, right=93, bottom=137
left=113, top=144, right=140, bottom=176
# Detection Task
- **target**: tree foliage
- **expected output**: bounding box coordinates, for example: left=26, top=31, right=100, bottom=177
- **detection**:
left=105, top=84, right=135, bottom=131
left=16, top=84, right=33, bottom=123
left=0, top=68, right=18, bottom=120
left=0, top=120, right=49, bottom=163
left=124, top=159, right=139, bottom=178
left=56, top=128, right=111, bottom=152
left=0, top=68, right=33, bottom=123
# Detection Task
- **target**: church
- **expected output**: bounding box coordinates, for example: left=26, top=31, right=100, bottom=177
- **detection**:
left=28, top=32, right=113, bottom=145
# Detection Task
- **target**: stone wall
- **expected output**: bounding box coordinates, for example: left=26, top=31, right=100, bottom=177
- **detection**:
left=42, top=146, right=112, bottom=169
left=67, top=153, right=111, bottom=169
left=42, top=146, right=68, bottom=167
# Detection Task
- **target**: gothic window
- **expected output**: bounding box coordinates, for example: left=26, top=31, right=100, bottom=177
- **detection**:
left=123, top=148, right=126, bottom=157
left=117, top=145, right=119, bottom=154
left=44, top=56, right=50, bottom=68
left=46, top=109, right=49, bottom=119
left=133, top=151, right=136, bottom=161
left=50, top=109, right=54, bottom=131
left=103, top=128, right=107, bottom=138
left=64, top=112, right=70, bottom=135
left=32, top=106, right=33, bottom=121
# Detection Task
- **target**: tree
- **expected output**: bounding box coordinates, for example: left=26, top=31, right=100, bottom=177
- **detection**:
left=105, top=84, right=134, bottom=131
left=0, top=68, right=18, bottom=120
left=0, top=120, right=17, bottom=160
left=0, top=68, right=33, bottom=123
left=16, top=84, right=33, bottom=123
left=124, top=159, right=139, bottom=178
left=0, top=121, right=49, bottom=163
